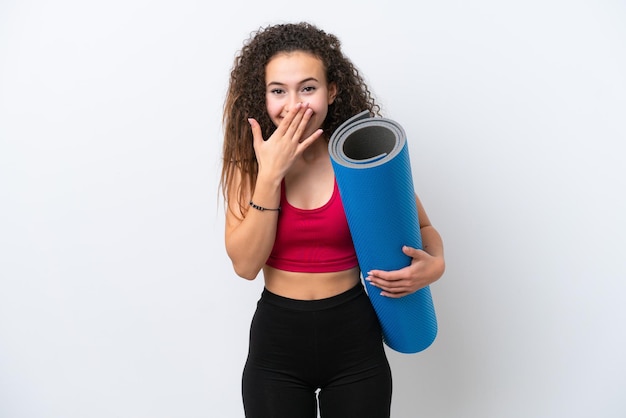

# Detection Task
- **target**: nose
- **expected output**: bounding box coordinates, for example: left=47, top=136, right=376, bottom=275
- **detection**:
left=284, top=94, right=302, bottom=114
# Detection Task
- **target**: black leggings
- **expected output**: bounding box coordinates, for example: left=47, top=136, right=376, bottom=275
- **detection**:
left=242, top=282, right=392, bottom=418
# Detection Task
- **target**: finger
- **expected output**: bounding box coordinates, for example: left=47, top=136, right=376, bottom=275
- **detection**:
left=366, top=268, right=407, bottom=282
left=295, top=128, right=324, bottom=153
left=378, top=277, right=410, bottom=290
left=402, top=245, right=426, bottom=259
left=366, top=277, right=404, bottom=296
left=380, top=290, right=410, bottom=298
left=368, top=279, right=411, bottom=298
left=278, top=103, right=305, bottom=132
left=291, top=106, right=316, bottom=142
left=284, top=103, right=310, bottom=139
left=248, top=118, right=263, bottom=146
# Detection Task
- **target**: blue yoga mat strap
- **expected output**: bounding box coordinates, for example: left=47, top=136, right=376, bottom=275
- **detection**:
left=329, top=111, right=437, bottom=354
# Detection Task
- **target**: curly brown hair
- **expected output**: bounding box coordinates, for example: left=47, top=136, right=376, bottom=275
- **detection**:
left=220, top=22, right=380, bottom=216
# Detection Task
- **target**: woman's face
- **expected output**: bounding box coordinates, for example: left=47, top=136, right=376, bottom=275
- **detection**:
left=264, top=51, right=337, bottom=139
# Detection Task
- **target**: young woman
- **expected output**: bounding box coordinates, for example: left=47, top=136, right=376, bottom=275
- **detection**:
left=220, top=22, right=445, bottom=418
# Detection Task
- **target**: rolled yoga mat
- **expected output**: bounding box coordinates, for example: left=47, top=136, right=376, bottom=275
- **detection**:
left=328, top=111, right=437, bottom=354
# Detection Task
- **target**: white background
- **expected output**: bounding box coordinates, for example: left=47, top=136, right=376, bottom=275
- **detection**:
left=1, top=0, right=625, bottom=417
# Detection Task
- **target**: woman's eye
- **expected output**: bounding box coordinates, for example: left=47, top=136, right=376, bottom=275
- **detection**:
left=302, top=86, right=316, bottom=93
left=270, top=88, right=285, bottom=95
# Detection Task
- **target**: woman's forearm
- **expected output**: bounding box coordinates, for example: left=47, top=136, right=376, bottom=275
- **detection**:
left=420, top=225, right=444, bottom=259
left=225, top=175, right=282, bottom=280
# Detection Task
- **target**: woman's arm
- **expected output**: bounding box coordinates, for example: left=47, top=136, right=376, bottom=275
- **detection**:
left=224, top=105, right=323, bottom=280
left=224, top=168, right=282, bottom=280
left=365, top=193, right=445, bottom=297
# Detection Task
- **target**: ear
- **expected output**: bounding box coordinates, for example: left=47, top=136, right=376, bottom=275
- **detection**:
left=327, top=82, right=338, bottom=105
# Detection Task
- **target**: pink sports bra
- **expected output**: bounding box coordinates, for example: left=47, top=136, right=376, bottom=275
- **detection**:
left=265, top=180, right=359, bottom=273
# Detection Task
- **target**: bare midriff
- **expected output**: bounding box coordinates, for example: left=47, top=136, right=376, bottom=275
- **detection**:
left=262, top=265, right=361, bottom=300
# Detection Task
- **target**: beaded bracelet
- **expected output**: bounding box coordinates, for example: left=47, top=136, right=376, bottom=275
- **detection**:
left=249, top=200, right=281, bottom=212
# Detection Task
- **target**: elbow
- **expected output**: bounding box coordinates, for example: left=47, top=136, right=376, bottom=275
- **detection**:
left=231, top=261, right=262, bottom=281
left=235, top=269, right=259, bottom=281
left=225, top=242, right=265, bottom=280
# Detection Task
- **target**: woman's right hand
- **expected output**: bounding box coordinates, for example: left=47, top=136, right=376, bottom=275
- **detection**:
left=248, top=103, right=324, bottom=180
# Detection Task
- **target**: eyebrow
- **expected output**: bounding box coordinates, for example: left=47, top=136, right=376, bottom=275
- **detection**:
left=266, top=77, right=320, bottom=87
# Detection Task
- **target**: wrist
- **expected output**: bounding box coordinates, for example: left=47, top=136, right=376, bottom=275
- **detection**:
left=250, top=173, right=282, bottom=213
left=256, top=170, right=283, bottom=190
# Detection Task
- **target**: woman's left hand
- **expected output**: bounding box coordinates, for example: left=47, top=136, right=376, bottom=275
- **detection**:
left=365, top=246, right=445, bottom=298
